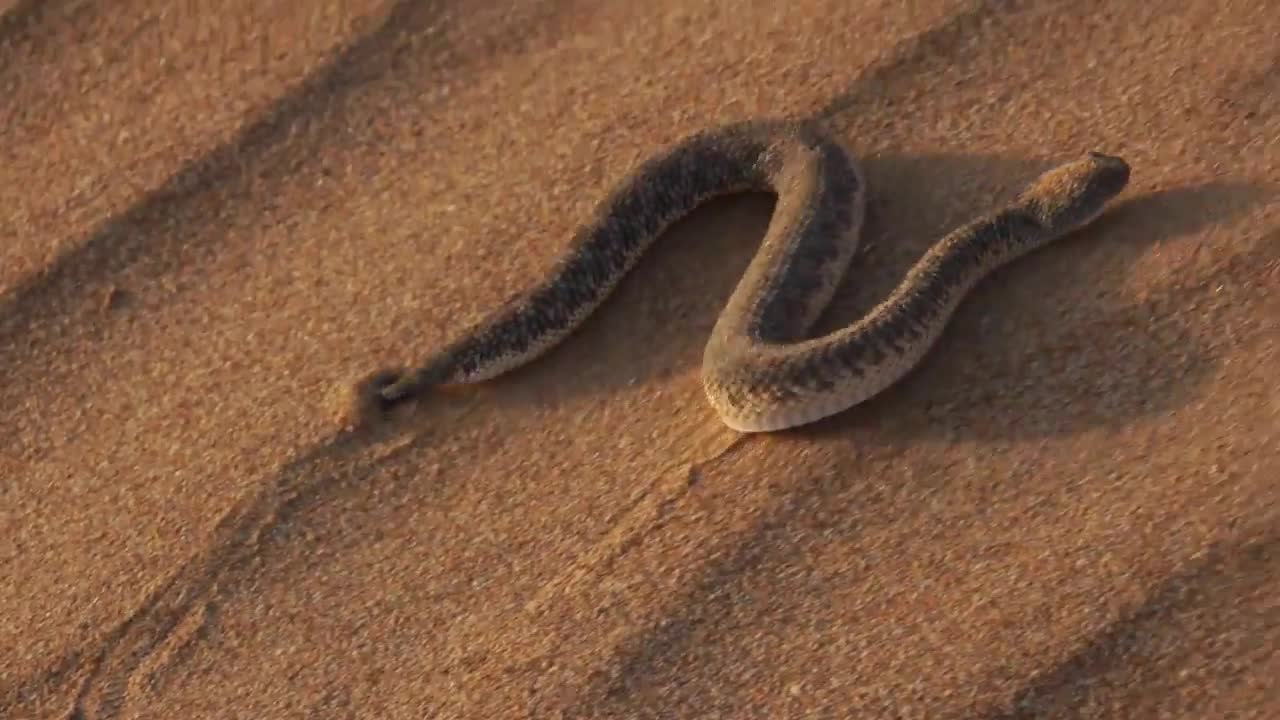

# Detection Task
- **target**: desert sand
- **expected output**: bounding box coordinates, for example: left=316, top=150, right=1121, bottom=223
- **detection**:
left=2, top=0, right=1277, bottom=717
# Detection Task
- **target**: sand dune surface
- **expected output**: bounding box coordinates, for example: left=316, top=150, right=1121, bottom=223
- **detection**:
left=2, top=1, right=1278, bottom=717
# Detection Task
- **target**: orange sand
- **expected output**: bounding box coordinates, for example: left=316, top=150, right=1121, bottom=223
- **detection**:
left=2, top=1, right=1277, bottom=717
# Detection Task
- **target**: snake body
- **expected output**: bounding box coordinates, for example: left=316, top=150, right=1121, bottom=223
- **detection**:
left=371, top=119, right=1130, bottom=432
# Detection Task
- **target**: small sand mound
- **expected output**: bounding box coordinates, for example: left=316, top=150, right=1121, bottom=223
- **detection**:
left=330, top=367, right=409, bottom=431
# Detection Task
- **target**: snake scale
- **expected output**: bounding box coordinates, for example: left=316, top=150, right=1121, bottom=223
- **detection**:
left=353, top=119, right=1130, bottom=432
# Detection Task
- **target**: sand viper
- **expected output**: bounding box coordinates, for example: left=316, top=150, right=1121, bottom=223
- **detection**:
left=357, top=119, right=1130, bottom=432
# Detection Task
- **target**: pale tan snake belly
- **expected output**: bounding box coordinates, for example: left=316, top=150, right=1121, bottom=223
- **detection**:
left=361, top=119, right=1130, bottom=432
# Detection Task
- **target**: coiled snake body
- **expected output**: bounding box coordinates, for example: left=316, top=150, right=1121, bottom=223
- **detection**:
left=362, top=119, right=1130, bottom=432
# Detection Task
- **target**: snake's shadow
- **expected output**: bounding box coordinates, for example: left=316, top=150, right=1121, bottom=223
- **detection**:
left=469, top=151, right=1268, bottom=442
left=804, top=162, right=1274, bottom=443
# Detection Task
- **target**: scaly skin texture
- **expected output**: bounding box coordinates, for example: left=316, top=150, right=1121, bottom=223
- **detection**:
left=360, top=119, right=1130, bottom=432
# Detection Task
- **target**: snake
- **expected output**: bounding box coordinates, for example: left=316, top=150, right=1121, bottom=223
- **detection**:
left=354, top=118, right=1130, bottom=432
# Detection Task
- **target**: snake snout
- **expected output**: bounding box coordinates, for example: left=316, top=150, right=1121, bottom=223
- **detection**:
left=1084, top=151, right=1131, bottom=196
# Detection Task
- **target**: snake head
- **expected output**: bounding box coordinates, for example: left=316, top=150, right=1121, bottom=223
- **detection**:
left=1018, top=151, right=1131, bottom=233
